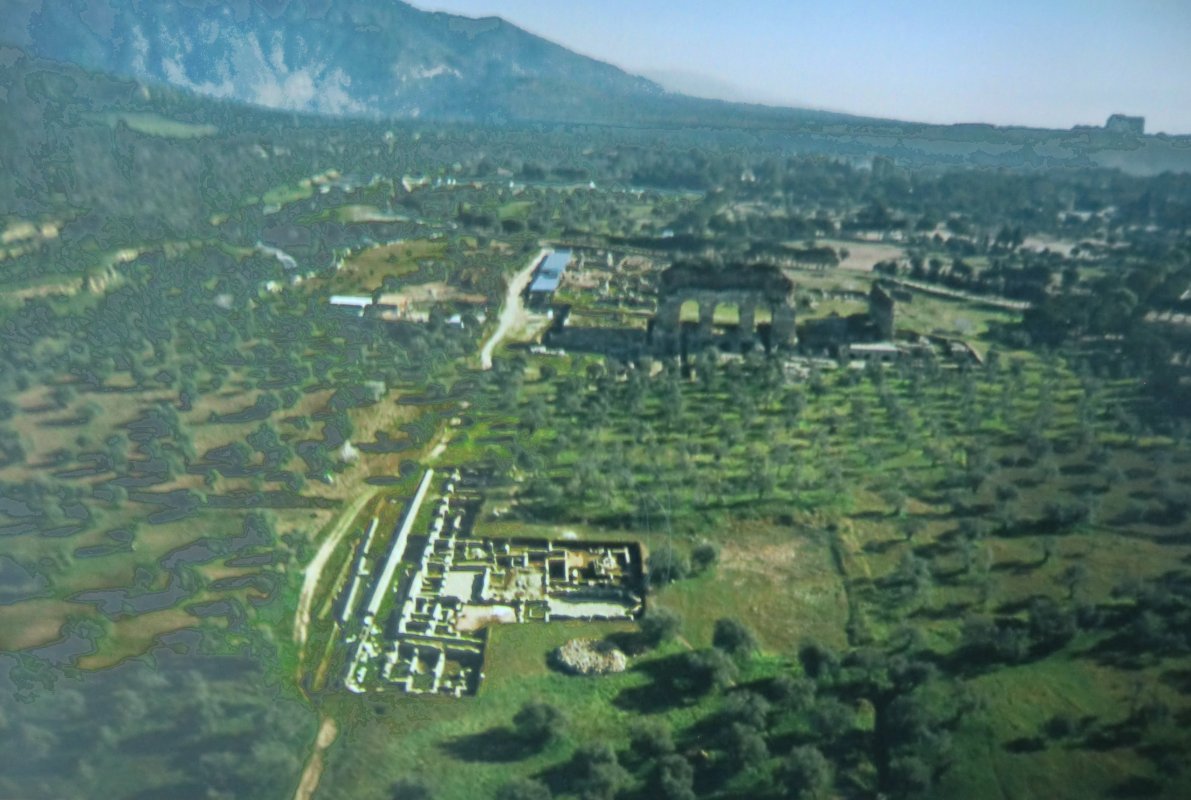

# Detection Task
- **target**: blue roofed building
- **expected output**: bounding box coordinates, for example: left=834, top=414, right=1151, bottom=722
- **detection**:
left=527, top=250, right=572, bottom=308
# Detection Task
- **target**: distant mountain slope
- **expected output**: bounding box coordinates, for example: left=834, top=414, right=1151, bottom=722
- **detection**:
left=0, top=0, right=671, bottom=121
left=3, top=1, right=1190, bottom=174
left=0, top=44, right=359, bottom=232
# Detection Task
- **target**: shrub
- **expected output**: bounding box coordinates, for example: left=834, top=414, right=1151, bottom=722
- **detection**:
left=679, top=648, right=738, bottom=695
left=653, top=754, right=695, bottom=800
left=648, top=543, right=690, bottom=586
left=513, top=701, right=566, bottom=746
left=629, top=718, right=675, bottom=758
left=712, top=617, right=758, bottom=658
left=779, top=745, right=833, bottom=800
left=639, top=607, right=682, bottom=647
left=690, top=541, right=719, bottom=573
left=495, top=778, right=551, bottom=800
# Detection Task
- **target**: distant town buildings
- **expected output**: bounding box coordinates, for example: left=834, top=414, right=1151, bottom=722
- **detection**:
left=1072, top=115, right=1147, bottom=136
left=1105, top=114, right=1145, bottom=135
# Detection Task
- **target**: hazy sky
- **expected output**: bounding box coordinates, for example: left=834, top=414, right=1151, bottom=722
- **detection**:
left=420, top=0, right=1191, bottom=134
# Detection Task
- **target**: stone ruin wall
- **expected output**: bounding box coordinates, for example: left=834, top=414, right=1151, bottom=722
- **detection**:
left=650, top=265, right=797, bottom=356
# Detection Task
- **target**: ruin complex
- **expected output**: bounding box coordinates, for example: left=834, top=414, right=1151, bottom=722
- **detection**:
left=340, top=469, right=644, bottom=697
left=648, top=262, right=797, bottom=355
left=869, top=282, right=896, bottom=340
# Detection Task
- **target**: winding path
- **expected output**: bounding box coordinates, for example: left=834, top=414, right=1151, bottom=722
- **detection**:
left=889, top=277, right=1031, bottom=311
left=290, top=249, right=544, bottom=798
left=293, top=717, right=338, bottom=800
left=293, top=489, right=378, bottom=654
left=479, top=247, right=548, bottom=370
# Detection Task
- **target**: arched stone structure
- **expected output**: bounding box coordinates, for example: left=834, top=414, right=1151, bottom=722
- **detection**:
left=650, top=263, right=796, bottom=356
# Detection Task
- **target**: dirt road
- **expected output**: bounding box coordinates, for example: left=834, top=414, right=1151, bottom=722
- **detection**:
left=293, top=717, right=338, bottom=800
left=479, top=248, right=547, bottom=370
left=293, top=489, right=377, bottom=655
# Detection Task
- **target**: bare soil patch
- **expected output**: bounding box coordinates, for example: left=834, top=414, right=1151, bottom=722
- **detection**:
left=821, top=239, right=905, bottom=272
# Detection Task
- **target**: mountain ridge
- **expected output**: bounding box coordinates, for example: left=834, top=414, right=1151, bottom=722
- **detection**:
left=3, top=1, right=1191, bottom=176
left=0, top=0, right=670, bottom=120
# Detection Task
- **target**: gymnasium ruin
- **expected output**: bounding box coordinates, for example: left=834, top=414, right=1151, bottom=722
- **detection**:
left=340, top=468, right=644, bottom=697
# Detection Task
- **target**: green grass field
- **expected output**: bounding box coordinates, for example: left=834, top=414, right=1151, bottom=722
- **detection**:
left=302, top=336, right=1191, bottom=799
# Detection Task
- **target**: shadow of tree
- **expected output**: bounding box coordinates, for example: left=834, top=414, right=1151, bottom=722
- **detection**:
left=1160, top=667, right=1191, bottom=694
left=1004, top=735, right=1046, bottom=754
left=440, top=726, right=538, bottom=763
left=862, top=538, right=903, bottom=555
left=603, top=630, right=652, bottom=657
left=612, top=654, right=700, bottom=714
left=1110, top=775, right=1163, bottom=798
left=908, top=601, right=971, bottom=621
left=127, top=782, right=207, bottom=800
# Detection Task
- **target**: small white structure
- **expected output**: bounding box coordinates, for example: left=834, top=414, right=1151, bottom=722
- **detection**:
left=330, top=295, right=374, bottom=317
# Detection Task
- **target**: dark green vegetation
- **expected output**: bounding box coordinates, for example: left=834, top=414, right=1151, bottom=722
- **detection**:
left=314, top=148, right=1191, bottom=798
left=1, top=636, right=313, bottom=799
left=2, top=37, right=1191, bottom=800
left=325, top=336, right=1189, bottom=799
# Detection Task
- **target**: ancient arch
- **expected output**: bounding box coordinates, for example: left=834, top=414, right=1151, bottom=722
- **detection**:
left=650, top=262, right=796, bottom=356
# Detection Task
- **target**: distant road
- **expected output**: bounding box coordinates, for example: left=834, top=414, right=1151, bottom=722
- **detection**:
left=890, top=277, right=1031, bottom=311
left=480, top=248, right=547, bottom=370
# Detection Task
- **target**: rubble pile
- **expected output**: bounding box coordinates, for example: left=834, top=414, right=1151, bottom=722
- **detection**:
left=553, top=638, right=627, bottom=676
